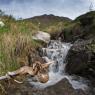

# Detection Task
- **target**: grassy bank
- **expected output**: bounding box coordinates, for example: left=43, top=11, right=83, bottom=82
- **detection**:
left=0, top=32, right=43, bottom=75
left=0, top=14, right=70, bottom=76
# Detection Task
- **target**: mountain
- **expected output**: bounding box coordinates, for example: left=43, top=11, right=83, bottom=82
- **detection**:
left=23, top=14, right=72, bottom=33
left=0, top=14, right=72, bottom=34
left=26, top=14, right=71, bottom=26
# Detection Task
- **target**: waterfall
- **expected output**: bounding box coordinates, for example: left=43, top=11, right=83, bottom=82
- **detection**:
left=42, top=40, right=72, bottom=74
left=28, top=40, right=89, bottom=90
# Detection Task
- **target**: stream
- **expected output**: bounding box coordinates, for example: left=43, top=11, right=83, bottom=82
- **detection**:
left=28, top=40, right=90, bottom=91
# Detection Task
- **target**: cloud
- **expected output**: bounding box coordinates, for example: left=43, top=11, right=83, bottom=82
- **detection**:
left=0, top=0, right=95, bottom=19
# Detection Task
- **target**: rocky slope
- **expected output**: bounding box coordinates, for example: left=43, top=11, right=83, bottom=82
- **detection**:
left=60, top=11, right=95, bottom=89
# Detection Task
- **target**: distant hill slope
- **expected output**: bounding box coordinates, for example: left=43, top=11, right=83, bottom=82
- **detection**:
left=23, top=14, right=72, bottom=32
left=0, top=14, right=72, bottom=34
left=27, top=14, right=71, bottom=25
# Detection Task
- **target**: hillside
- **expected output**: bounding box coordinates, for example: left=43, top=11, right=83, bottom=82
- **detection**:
left=24, top=14, right=71, bottom=31
left=58, top=11, right=95, bottom=87
left=0, top=14, right=72, bottom=35
left=60, top=11, right=95, bottom=42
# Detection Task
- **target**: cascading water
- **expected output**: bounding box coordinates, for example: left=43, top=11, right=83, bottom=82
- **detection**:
left=28, top=40, right=89, bottom=90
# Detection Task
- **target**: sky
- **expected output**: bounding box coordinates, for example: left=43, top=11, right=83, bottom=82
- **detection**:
left=0, top=0, right=95, bottom=19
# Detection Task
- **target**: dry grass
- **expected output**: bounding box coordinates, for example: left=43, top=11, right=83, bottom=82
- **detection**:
left=0, top=32, right=43, bottom=76
left=0, top=31, right=44, bottom=95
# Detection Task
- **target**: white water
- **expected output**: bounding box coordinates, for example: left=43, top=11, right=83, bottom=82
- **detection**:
left=28, top=40, right=89, bottom=90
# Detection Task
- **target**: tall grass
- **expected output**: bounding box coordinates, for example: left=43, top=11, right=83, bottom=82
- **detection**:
left=0, top=32, right=42, bottom=76
left=0, top=16, right=46, bottom=76
left=0, top=14, right=67, bottom=76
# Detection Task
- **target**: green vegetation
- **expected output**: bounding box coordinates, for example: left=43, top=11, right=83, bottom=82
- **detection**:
left=0, top=11, right=71, bottom=76
left=0, top=31, right=45, bottom=75
left=0, top=10, right=95, bottom=77
left=62, top=11, right=95, bottom=42
left=28, top=14, right=71, bottom=31
left=86, top=41, right=95, bottom=53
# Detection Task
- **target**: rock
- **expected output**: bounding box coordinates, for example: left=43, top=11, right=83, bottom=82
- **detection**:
left=65, top=39, right=95, bottom=86
left=44, top=78, right=87, bottom=95
left=65, top=49, right=90, bottom=75
left=32, top=31, right=50, bottom=43
left=4, top=78, right=87, bottom=95
left=0, top=21, right=5, bottom=27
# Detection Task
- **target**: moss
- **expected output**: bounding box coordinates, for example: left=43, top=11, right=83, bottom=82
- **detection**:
left=86, top=43, right=95, bottom=53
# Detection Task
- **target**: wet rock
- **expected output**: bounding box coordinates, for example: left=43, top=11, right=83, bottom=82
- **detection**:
left=65, top=39, right=95, bottom=87
left=66, top=50, right=89, bottom=74
left=4, top=78, right=87, bottom=95
left=44, top=78, right=87, bottom=95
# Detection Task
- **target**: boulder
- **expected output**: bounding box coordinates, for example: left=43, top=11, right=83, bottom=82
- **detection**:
left=44, top=78, right=87, bottom=95
left=0, top=21, right=5, bottom=27
left=32, top=31, right=50, bottom=43
left=65, top=39, right=95, bottom=86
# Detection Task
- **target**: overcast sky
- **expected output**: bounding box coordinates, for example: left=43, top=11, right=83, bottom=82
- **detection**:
left=0, top=0, right=95, bottom=19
